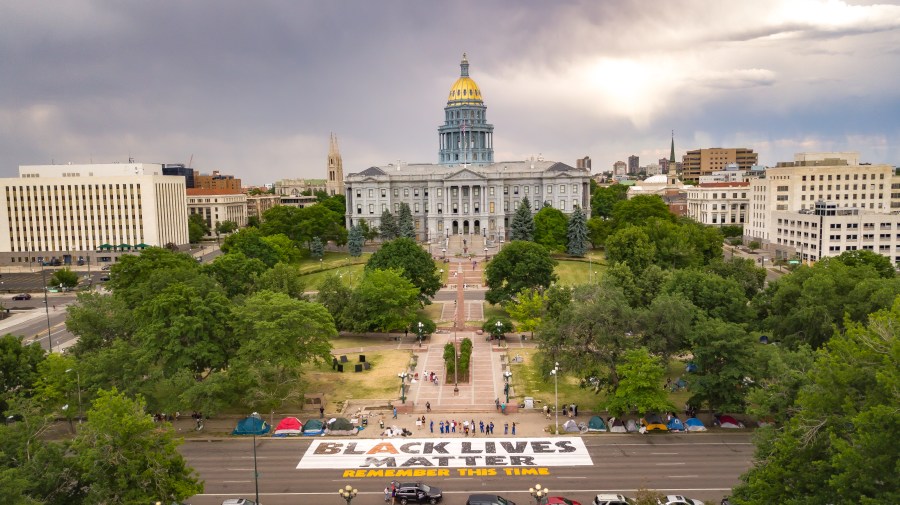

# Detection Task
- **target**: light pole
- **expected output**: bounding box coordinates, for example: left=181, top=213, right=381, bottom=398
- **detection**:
left=398, top=371, right=409, bottom=403
left=417, top=321, right=424, bottom=347
left=441, top=248, right=446, bottom=260
left=40, top=264, right=53, bottom=352
left=495, top=320, right=503, bottom=341
left=484, top=246, right=488, bottom=261
left=453, top=331, right=459, bottom=395
left=338, top=484, right=358, bottom=505
left=550, top=362, right=559, bottom=434
left=65, top=368, right=82, bottom=423
left=503, top=370, right=512, bottom=403
left=529, top=484, right=549, bottom=505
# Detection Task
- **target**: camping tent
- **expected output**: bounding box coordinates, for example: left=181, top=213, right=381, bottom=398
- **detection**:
left=326, top=417, right=358, bottom=436
left=716, top=415, right=745, bottom=428
left=684, top=417, right=707, bottom=432
left=273, top=417, right=303, bottom=436
left=232, top=415, right=270, bottom=436
left=562, top=419, right=580, bottom=433
left=667, top=417, right=686, bottom=432
left=608, top=417, right=627, bottom=433
left=587, top=416, right=607, bottom=432
left=303, top=419, right=326, bottom=436
left=625, top=419, right=639, bottom=432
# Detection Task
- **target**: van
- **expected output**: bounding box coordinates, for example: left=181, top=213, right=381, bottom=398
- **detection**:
left=593, top=494, right=632, bottom=505
left=466, top=495, right=516, bottom=505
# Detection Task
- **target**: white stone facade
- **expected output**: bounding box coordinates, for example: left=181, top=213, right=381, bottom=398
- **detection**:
left=686, top=182, right=749, bottom=226
left=186, top=190, right=248, bottom=236
left=344, top=161, right=590, bottom=242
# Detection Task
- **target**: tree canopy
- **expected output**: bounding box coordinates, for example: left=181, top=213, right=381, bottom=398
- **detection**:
left=366, top=238, right=441, bottom=303
left=566, top=206, right=589, bottom=256
left=484, top=241, right=557, bottom=305
left=533, top=206, right=568, bottom=252
left=509, top=197, right=535, bottom=241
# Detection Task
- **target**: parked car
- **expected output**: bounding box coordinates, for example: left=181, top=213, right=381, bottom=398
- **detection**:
left=99, top=276, right=110, bottom=282
left=542, top=497, right=582, bottom=505
left=467, top=495, right=516, bottom=505
left=396, top=482, right=443, bottom=504
left=222, top=499, right=256, bottom=505
left=101, top=265, right=111, bottom=271
left=593, top=494, right=632, bottom=505
left=659, top=496, right=704, bottom=505
left=12, top=293, right=31, bottom=300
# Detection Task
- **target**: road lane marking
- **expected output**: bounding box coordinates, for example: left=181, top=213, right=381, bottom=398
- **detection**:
left=226, top=468, right=254, bottom=471
left=557, top=476, right=587, bottom=479
left=667, top=475, right=699, bottom=478
left=655, top=462, right=686, bottom=465
left=651, top=452, right=679, bottom=455
left=221, top=480, right=252, bottom=483
left=197, top=487, right=735, bottom=497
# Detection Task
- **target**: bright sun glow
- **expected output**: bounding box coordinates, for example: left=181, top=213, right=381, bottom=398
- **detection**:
left=582, top=57, right=675, bottom=125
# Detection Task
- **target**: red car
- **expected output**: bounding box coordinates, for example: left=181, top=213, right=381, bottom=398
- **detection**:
left=542, top=498, right=582, bottom=505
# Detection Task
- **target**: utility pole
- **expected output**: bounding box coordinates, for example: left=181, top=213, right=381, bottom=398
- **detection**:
left=40, top=265, right=53, bottom=352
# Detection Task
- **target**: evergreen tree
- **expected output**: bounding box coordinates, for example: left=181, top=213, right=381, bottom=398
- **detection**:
left=510, top=197, right=535, bottom=242
left=566, top=206, right=589, bottom=256
left=397, top=203, right=415, bottom=239
left=310, top=236, right=324, bottom=258
left=380, top=210, right=399, bottom=240
left=347, top=225, right=364, bottom=257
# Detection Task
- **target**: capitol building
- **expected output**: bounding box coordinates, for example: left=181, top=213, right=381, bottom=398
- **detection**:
left=344, top=55, right=591, bottom=243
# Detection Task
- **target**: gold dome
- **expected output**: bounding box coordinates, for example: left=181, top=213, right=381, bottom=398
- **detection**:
left=447, top=53, right=484, bottom=106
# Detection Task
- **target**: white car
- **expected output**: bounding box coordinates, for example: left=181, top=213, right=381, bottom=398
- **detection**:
left=593, top=494, right=632, bottom=505
left=222, top=499, right=257, bottom=505
left=659, top=496, right=704, bottom=505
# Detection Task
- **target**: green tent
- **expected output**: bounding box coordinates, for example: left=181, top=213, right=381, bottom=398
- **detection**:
left=135, top=243, right=149, bottom=249
left=587, top=415, right=608, bottom=432
left=231, top=415, right=270, bottom=436
left=99, top=244, right=112, bottom=250
left=118, top=244, right=131, bottom=250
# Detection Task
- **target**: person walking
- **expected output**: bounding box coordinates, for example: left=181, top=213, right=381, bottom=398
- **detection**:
left=504, top=422, right=509, bottom=435
left=392, top=406, right=398, bottom=419
left=512, top=422, right=517, bottom=435
left=439, top=420, right=444, bottom=434
left=426, top=401, right=431, bottom=412
left=480, top=420, right=485, bottom=434
left=319, top=405, right=325, bottom=418
left=384, top=486, right=391, bottom=502
left=489, top=421, right=495, bottom=434
left=430, top=420, right=434, bottom=433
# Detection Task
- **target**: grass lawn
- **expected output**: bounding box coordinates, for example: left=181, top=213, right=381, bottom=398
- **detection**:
left=508, top=348, right=607, bottom=412
left=554, top=258, right=607, bottom=286
left=303, top=349, right=413, bottom=410
left=421, top=303, right=444, bottom=322
left=300, top=263, right=366, bottom=290
left=483, top=303, right=508, bottom=321
left=298, top=251, right=370, bottom=274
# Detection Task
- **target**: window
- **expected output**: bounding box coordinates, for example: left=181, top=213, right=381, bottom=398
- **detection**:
left=437, top=203, right=443, bottom=214
left=356, top=204, right=362, bottom=214
left=394, top=188, right=399, bottom=197
left=404, top=188, right=409, bottom=197
left=414, top=188, right=419, bottom=197
left=560, top=185, right=566, bottom=194
left=356, top=189, right=361, bottom=198
left=547, top=185, right=553, bottom=194
left=489, top=187, right=495, bottom=196
left=559, top=200, right=566, bottom=210
left=381, top=189, right=386, bottom=198
left=489, top=202, right=495, bottom=213
left=524, top=186, right=529, bottom=195
left=452, top=203, right=458, bottom=214
left=437, top=188, right=443, bottom=197
left=514, top=186, right=519, bottom=195
left=368, top=204, right=374, bottom=214
left=414, top=203, right=420, bottom=213
left=503, top=186, right=508, bottom=195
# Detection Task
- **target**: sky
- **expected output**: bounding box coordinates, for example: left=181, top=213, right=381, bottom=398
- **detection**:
left=1, top=0, right=899, bottom=185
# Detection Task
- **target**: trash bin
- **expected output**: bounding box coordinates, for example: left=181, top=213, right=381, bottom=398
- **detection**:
left=524, top=397, right=535, bottom=409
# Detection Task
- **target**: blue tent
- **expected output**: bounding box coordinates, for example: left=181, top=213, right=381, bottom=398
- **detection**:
left=587, top=415, right=607, bottom=432
left=232, top=415, right=270, bottom=436
left=685, top=417, right=707, bottom=432
left=667, top=417, right=686, bottom=432
left=303, top=418, right=326, bottom=436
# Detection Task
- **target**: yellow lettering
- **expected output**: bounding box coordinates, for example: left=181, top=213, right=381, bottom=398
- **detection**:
left=538, top=468, right=550, bottom=475
left=365, top=470, right=385, bottom=478
left=342, top=470, right=356, bottom=477
left=522, top=468, right=539, bottom=475
left=438, top=469, right=450, bottom=477
left=367, top=442, right=399, bottom=455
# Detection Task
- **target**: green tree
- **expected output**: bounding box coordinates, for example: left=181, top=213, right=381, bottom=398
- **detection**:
left=533, top=206, right=568, bottom=252
left=732, top=299, right=900, bottom=504
left=347, top=225, right=364, bottom=257
left=706, top=257, right=766, bottom=299
left=397, top=203, right=415, bottom=239
left=310, top=236, right=324, bottom=258
left=345, top=269, right=420, bottom=332
left=0, top=334, right=45, bottom=413
left=316, top=273, right=353, bottom=330
left=484, top=241, right=557, bottom=305
left=69, top=389, right=202, bottom=504
left=231, top=291, right=335, bottom=372
left=636, top=293, right=696, bottom=360
left=610, top=194, right=674, bottom=228
left=590, top=184, right=628, bottom=218
left=261, top=233, right=304, bottom=264
left=380, top=210, right=399, bottom=241
left=605, top=226, right=656, bottom=273
left=215, top=219, right=238, bottom=236
left=505, top=288, right=546, bottom=338
left=201, top=252, right=268, bottom=298
left=566, top=206, right=589, bottom=256
left=222, top=227, right=280, bottom=267
left=253, top=262, right=307, bottom=300
left=509, top=197, right=535, bottom=241
left=105, top=247, right=201, bottom=309
left=48, top=267, right=79, bottom=289
left=663, top=268, right=752, bottom=324
left=745, top=344, right=815, bottom=424
left=187, top=213, right=209, bottom=243
left=296, top=204, right=347, bottom=246
left=604, top=347, right=674, bottom=416
left=687, top=318, right=758, bottom=412
left=366, top=238, right=441, bottom=303
left=246, top=215, right=261, bottom=228
left=260, top=205, right=301, bottom=240
left=481, top=317, right=514, bottom=338
left=832, top=248, right=896, bottom=278
left=134, top=280, right=236, bottom=380
left=586, top=216, right=614, bottom=249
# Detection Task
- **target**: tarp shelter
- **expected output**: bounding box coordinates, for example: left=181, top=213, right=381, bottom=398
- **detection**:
left=99, top=244, right=113, bottom=250
left=303, top=419, right=325, bottom=436
left=326, top=417, right=358, bottom=436
left=608, top=417, right=627, bottom=433
left=667, top=418, right=686, bottom=432
left=273, top=417, right=302, bottom=436
left=562, top=419, right=580, bottom=433
left=587, top=416, right=607, bottom=432
left=625, top=419, right=639, bottom=433
left=232, top=415, right=270, bottom=436
left=685, top=417, right=707, bottom=432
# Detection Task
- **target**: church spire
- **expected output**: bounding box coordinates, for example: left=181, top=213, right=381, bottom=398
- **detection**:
left=669, top=130, right=675, bottom=163
left=329, top=132, right=339, bottom=156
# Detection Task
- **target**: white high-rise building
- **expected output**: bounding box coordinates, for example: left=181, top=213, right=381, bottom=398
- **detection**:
left=0, top=163, right=189, bottom=265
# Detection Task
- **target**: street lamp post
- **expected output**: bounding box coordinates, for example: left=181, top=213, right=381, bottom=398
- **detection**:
left=417, top=321, right=424, bottom=347
left=441, top=248, right=446, bottom=260
left=40, top=265, right=53, bottom=352
left=398, top=371, right=409, bottom=403
left=453, top=331, right=459, bottom=395
left=495, top=320, right=502, bottom=341
left=65, top=368, right=82, bottom=423
left=338, top=484, right=358, bottom=505
left=550, top=363, right=559, bottom=434
left=484, top=246, right=488, bottom=261
left=529, top=484, right=549, bottom=505
left=503, top=370, right=512, bottom=403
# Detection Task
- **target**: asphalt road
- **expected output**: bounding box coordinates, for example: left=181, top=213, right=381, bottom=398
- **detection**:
left=181, top=433, right=752, bottom=505
left=1, top=292, right=79, bottom=351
